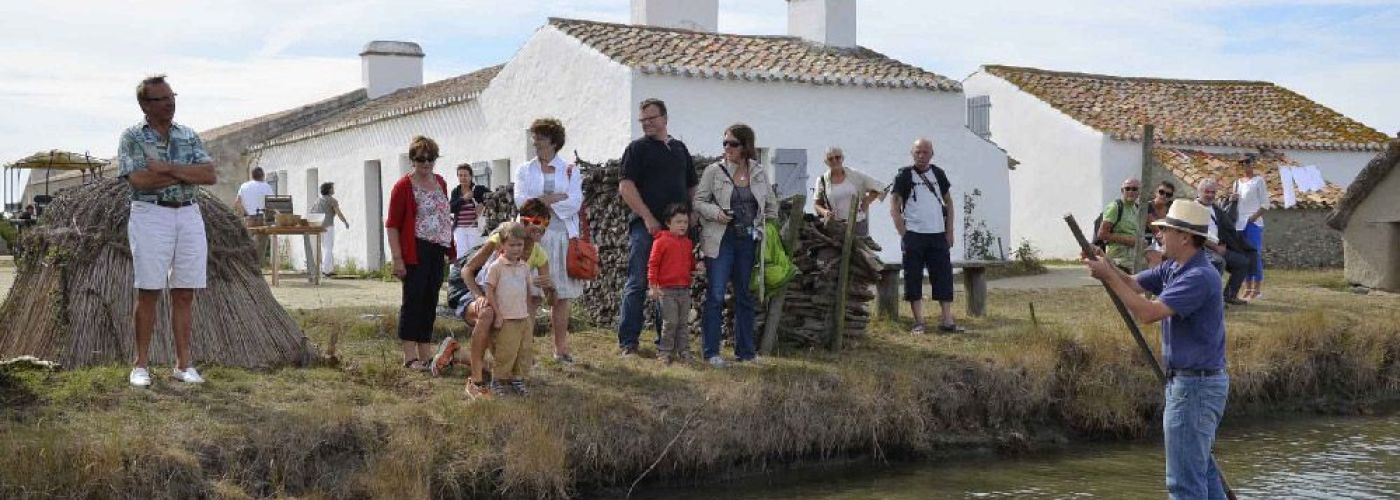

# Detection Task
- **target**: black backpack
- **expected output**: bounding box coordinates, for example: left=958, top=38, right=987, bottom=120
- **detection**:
left=1091, top=199, right=1125, bottom=251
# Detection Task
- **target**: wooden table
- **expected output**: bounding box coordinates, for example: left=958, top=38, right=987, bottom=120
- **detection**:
left=247, top=225, right=326, bottom=286
left=876, top=260, right=1009, bottom=319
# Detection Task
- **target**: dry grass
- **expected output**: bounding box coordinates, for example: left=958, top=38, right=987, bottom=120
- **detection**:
left=0, top=269, right=1396, bottom=498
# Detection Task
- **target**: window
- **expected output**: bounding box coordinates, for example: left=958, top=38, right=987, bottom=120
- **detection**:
left=772, top=149, right=809, bottom=200
left=968, top=95, right=992, bottom=139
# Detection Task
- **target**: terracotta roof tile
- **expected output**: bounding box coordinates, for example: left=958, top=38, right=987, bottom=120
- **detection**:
left=257, top=64, right=503, bottom=149
left=1153, top=148, right=1343, bottom=209
left=987, top=65, right=1388, bottom=152
left=549, top=18, right=959, bottom=92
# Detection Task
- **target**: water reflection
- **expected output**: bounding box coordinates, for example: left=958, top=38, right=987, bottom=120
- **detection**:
left=633, top=414, right=1400, bottom=499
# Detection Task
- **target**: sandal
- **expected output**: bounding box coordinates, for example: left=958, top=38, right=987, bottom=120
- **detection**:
left=911, top=323, right=927, bottom=335
left=403, top=359, right=427, bottom=371
left=937, top=323, right=966, bottom=334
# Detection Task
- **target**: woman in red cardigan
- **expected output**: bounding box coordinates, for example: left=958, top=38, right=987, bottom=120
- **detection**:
left=386, top=135, right=455, bottom=370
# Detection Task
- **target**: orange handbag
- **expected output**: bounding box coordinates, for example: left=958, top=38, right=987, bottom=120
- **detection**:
left=565, top=165, right=599, bottom=280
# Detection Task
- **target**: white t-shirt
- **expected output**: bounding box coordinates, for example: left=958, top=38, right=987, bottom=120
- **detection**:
left=1233, top=176, right=1267, bottom=230
left=903, top=169, right=947, bottom=234
left=236, top=180, right=275, bottom=216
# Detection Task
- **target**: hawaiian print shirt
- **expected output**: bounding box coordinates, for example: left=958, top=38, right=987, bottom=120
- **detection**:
left=117, top=119, right=213, bottom=203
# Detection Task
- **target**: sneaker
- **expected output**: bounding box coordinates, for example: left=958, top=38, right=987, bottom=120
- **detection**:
left=619, top=346, right=638, bottom=358
left=172, top=366, right=205, bottom=384
left=509, top=379, right=530, bottom=396
left=911, top=323, right=927, bottom=335
left=937, top=323, right=966, bottom=334
left=488, top=380, right=508, bottom=397
left=129, top=367, right=152, bottom=387
left=553, top=353, right=575, bottom=366
left=431, top=337, right=460, bottom=377
left=465, top=380, right=493, bottom=400
left=736, top=355, right=762, bottom=365
left=707, top=356, right=726, bottom=368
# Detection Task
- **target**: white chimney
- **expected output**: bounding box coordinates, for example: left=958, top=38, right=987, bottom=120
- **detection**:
left=631, top=0, right=718, bottom=32
left=787, top=0, right=857, bottom=48
left=360, top=41, right=424, bottom=100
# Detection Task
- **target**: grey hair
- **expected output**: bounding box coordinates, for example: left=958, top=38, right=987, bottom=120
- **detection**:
left=135, top=74, right=168, bottom=102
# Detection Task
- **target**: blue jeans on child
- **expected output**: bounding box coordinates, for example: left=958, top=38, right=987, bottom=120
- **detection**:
left=703, top=230, right=757, bottom=360
left=1163, top=372, right=1230, bottom=500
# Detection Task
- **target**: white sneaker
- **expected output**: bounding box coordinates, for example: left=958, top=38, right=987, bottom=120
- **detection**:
left=707, top=356, right=726, bottom=368
left=129, top=367, right=152, bottom=387
left=173, top=366, right=205, bottom=384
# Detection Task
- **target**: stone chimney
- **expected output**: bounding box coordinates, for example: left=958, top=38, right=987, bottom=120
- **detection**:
left=360, top=41, right=424, bottom=99
left=786, top=0, right=857, bottom=48
left=631, top=0, right=718, bottom=32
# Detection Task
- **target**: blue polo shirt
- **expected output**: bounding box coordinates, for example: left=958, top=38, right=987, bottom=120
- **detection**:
left=1136, top=248, right=1226, bottom=371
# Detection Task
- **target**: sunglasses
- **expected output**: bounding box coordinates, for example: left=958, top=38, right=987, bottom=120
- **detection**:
left=412, top=156, right=437, bottom=163
left=828, top=155, right=843, bottom=160
left=1158, top=189, right=1175, bottom=197
left=1122, top=186, right=1139, bottom=192
left=722, top=140, right=742, bottom=148
left=519, top=215, right=547, bottom=227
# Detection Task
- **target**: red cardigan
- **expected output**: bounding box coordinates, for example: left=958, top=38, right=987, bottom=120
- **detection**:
left=647, top=230, right=696, bottom=288
left=385, top=174, right=454, bottom=265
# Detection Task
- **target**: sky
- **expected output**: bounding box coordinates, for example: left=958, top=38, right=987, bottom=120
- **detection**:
left=2, top=0, right=1397, bottom=205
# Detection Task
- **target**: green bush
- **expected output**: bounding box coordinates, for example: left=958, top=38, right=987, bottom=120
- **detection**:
left=0, top=221, right=17, bottom=250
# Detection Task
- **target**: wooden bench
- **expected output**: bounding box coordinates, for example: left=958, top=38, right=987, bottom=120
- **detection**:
left=877, top=260, right=1008, bottom=319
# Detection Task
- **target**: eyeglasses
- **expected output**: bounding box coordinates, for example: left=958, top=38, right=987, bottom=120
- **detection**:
left=722, top=140, right=741, bottom=148
left=412, top=156, right=437, bottom=164
left=1122, top=186, right=1139, bottom=192
left=519, top=215, right=547, bottom=227
left=141, top=93, right=177, bottom=103
left=1158, top=189, right=1174, bottom=197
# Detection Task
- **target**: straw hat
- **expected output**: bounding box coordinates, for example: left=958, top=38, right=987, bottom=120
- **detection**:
left=1151, top=199, right=1213, bottom=239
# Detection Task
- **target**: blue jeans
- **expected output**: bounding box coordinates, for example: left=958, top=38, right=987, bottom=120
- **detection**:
left=1164, top=373, right=1230, bottom=500
left=703, top=230, right=757, bottom=360
left=618, top=220, right=654, bottom=349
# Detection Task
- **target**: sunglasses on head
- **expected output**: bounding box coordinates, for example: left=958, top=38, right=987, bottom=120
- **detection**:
left=412, top=156, right=437, bottom=163
left=722, top=140, right=741, bottom=148
left=519, top=215, right=547, bottom=227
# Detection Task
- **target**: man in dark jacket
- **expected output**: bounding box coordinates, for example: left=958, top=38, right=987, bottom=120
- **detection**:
left=1196, top=179, right=1255, bottom=305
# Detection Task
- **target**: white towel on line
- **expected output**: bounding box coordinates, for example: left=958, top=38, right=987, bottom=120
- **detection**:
left=1278, top=165, right=1298, bottom=208
left=1301, top=165, right=1326, bottom=191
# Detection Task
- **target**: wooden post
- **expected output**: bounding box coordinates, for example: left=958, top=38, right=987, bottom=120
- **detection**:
left=760, top=195, right=805, bottom=355
left=962, top=265, right=988, bottom=317
left=828, top=196, right=859, bottom=350
left=877, top=263, right=902, bottom=321
left=1132, top=124, right=1155, bottom=273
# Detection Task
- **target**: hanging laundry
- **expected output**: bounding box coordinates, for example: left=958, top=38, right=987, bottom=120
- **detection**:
left=1278, top=165, right=1298, bottom=208
left=1300, top=165, right=1326, bottom=192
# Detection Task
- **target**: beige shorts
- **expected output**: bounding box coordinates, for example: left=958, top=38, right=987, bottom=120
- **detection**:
left=128, top=201, right=208, bottom=290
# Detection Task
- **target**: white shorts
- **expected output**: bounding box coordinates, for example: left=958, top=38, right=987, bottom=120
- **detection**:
left=128, top=201, right=208, bottom=290
left=453, top=226, right=483, bottom=260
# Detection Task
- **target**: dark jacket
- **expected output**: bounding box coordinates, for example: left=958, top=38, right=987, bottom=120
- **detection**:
left=1211, top=203, right=1255, bottom=253
left=449, top=184, right=489, bottom=215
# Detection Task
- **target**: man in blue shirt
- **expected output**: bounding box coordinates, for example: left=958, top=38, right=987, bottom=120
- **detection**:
left=1084, top=199, right=1229, bottom=499
left=118, top=75, right=218, bottom=387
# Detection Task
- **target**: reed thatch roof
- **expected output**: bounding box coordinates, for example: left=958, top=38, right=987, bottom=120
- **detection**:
left=0, top=179, right=312, bottom=368
left=1328, top=138, right=1400, bottom=231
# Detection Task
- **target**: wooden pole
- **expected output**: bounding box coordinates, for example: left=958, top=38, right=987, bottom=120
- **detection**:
left=760, top=195, right=804, bottom=355
left=828, top=196, right=859, bottom=350
left=1132, top=124, right=1155, bottom=273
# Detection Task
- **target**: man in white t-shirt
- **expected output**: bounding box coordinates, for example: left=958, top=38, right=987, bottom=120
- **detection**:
left=234, top=167, right=275, bottom=216
left=890, top=138, right=962, bottom=334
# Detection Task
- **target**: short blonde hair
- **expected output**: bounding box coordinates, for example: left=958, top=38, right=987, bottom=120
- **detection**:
left=495, top=221, right=528, bottom=243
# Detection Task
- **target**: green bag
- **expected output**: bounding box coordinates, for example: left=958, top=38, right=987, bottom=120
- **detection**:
left=751, top=221, right=796, bottom=296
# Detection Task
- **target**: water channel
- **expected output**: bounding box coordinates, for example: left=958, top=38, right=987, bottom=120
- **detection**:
left=636, top=413, right=1400, bottom=499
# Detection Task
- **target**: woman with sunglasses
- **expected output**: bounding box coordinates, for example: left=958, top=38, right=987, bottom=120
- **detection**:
left=513, top=118, right=584, bottom=365
left=813, top=146, right=884, bottom=241
left=1145, top=181, right=1176, bottom=268
left=693, top=123, right=778, bottom=367
left=385, top=135, right=455, bottom=371
left=450, top=199, right=554, bottom=398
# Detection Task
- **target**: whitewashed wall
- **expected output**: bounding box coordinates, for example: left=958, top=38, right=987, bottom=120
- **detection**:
left=1281, top=149, right=1377, bottom=187
left=963, top=72, right=1109, bottom=259
left=632, top=75, right=1010, bottom=263
left=250, top=26, right=631, bottom=271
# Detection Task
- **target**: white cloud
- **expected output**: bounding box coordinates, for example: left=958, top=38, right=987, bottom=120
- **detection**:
left=3, top=0, right=1396, bottom=205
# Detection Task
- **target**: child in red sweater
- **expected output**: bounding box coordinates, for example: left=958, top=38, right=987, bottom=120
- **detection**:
left=648, top=204, right=702, bottom=364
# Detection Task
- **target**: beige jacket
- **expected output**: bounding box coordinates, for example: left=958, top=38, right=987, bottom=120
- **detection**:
left=693, top=159, right=780, bottom=258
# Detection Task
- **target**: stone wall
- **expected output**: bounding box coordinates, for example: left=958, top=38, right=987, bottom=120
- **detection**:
left=1263, top=209, right=1342, bottom=268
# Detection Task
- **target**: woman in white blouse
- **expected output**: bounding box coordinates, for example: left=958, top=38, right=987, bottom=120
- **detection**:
left=513, top=118, right=584, bottom=364
left=1232, top=155, right=1269, bottom=300
left=813, top=146, right=885, bottom=239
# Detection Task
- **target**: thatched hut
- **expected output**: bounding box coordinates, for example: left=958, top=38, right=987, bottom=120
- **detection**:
left=0, top=179, right=312, bottom=368
left=1328, top=138, right=1400, bottom=292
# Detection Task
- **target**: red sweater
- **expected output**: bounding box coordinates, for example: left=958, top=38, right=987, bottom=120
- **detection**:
left=385, top=174, right=454, bottom=265
left=647, top=230, right=696, bottom=288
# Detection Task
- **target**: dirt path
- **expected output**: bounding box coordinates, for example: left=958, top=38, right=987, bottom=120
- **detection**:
left=988, top=265, right=1099, bottom=290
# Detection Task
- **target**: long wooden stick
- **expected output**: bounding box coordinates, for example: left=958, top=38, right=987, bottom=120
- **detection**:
left=1064, top=214, right=1237, bottom=500
left=828, top=197, right=860, bottom=350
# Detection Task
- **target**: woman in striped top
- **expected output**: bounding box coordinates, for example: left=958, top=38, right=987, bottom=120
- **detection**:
left=450, top=163, right=489, bottom=260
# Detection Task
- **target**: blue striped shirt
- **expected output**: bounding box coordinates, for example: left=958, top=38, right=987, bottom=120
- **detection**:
left=117, top=120, right=212, bottom=203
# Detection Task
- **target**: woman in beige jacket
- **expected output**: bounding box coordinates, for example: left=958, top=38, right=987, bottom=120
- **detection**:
left=693, top=123, right=779, bottom=366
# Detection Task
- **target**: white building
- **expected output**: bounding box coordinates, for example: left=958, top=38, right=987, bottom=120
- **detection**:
left=962, top=65, right=1389, bottom=258
left=241, top=0, right=1010, bottom=271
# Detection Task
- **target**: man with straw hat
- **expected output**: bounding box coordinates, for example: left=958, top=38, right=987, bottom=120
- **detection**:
left=1083, top=199, right=1229, bottom=499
